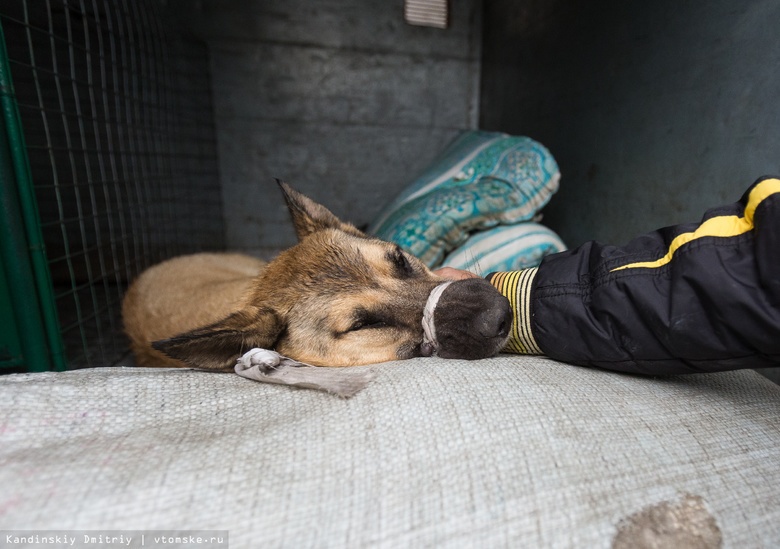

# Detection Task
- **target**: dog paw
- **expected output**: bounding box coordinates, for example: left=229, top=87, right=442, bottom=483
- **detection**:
left=236, top=348, right=281, bottom=374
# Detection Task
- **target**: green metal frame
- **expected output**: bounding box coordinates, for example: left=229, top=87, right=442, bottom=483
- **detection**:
left=0, top=19, right=66, bottom=372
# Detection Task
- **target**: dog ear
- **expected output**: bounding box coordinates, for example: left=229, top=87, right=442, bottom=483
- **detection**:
left=277, top=179, right=364, bottom=240
left=151, top=307, right=284, bottom=371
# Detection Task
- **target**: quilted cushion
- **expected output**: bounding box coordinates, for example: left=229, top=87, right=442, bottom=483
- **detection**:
left=370, top=130, right=560, bottom=267
left=440, top=222, right=566, bottom=273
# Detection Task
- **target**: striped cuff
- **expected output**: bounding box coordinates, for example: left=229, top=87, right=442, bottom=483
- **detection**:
left=486, top=269, right=542, bottom=355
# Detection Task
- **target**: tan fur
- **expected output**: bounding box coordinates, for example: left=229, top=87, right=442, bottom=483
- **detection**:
left=122, top=253, right=266, bottom=368
left=123, top=182, right=511, bottom=371
left=122, top=183, right=445, bottom=370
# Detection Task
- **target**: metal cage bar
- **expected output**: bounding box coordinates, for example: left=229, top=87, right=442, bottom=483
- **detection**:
left=0, top=18, right=66, bottom=372
left=1, top=0, right=223, bottom=371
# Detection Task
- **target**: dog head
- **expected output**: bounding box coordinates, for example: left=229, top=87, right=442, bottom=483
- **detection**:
left=153, top=182, right=512, bottom=369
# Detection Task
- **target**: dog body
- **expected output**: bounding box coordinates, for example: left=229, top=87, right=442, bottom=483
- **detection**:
left=123, top=183, right=512, bottom=370
left=123, top=253, right=265, bottom=368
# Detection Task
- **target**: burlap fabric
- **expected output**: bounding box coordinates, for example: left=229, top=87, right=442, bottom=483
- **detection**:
left=1, top=357, right=778, bottom=547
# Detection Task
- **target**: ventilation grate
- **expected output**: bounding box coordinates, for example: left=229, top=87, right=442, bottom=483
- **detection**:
left=404, top=0, right=449, bottom=29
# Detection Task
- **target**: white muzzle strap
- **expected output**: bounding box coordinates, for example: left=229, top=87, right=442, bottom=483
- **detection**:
left=422, top=281, right=453, bottom=354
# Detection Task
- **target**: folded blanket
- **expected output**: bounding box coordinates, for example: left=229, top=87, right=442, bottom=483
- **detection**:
left=370, top=130, right=560, bottom=267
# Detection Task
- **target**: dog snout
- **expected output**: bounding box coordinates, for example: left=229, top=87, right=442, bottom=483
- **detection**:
left=477, top=299, right=512, bottom=339
left=432, top=278, right=513, bottom=360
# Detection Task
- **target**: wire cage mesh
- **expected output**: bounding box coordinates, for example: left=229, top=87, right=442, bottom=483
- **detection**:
left=1, top=0, right=224, bottom=370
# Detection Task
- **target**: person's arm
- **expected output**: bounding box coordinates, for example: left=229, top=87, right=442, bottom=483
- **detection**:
left=484, top=176, right=780, bottom=375
left=434, top=267, right=480, bottom=281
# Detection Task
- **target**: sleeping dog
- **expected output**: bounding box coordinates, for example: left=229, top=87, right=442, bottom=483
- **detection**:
left=122, top=182, right=512, bottom=370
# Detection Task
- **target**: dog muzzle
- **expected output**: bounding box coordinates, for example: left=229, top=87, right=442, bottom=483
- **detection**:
left=421, top=281, right=453, bottom=356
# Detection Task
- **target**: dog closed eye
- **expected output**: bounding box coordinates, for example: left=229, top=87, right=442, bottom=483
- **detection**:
left=345, top=310, right=389, bottom=333
left=348, top=319, right=388, bottom=332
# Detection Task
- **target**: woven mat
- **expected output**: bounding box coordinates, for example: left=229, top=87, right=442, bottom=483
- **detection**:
left=1, top=357, right=778, bottom=547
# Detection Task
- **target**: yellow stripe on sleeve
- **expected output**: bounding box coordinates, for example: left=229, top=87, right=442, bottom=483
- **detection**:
left=612, top=178, right=780, bottom=272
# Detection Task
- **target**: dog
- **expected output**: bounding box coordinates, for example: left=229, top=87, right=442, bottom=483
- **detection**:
left=122, top=181, right=512, bottom=371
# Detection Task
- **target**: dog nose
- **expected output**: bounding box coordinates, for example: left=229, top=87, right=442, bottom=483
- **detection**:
left=430, top=277, right=514, bottom=360
left=477, top=299, right=512, bottom=339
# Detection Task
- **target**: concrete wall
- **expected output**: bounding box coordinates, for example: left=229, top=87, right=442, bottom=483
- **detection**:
left=480, top=0, right=780, bottom=248
left=176, top=0, right=482, bottom=256
left=480, top=0, right=780, bottom=383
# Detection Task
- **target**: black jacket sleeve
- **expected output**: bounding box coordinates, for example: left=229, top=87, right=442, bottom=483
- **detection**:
left=487, top=176, right=780, bottom=375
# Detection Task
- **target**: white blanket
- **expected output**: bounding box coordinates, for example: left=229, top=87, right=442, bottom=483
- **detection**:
left=1, top=356, right=778, bottom=547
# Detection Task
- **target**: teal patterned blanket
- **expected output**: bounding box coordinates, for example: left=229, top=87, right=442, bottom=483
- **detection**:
left=370, top=130, right=564, bottom=271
